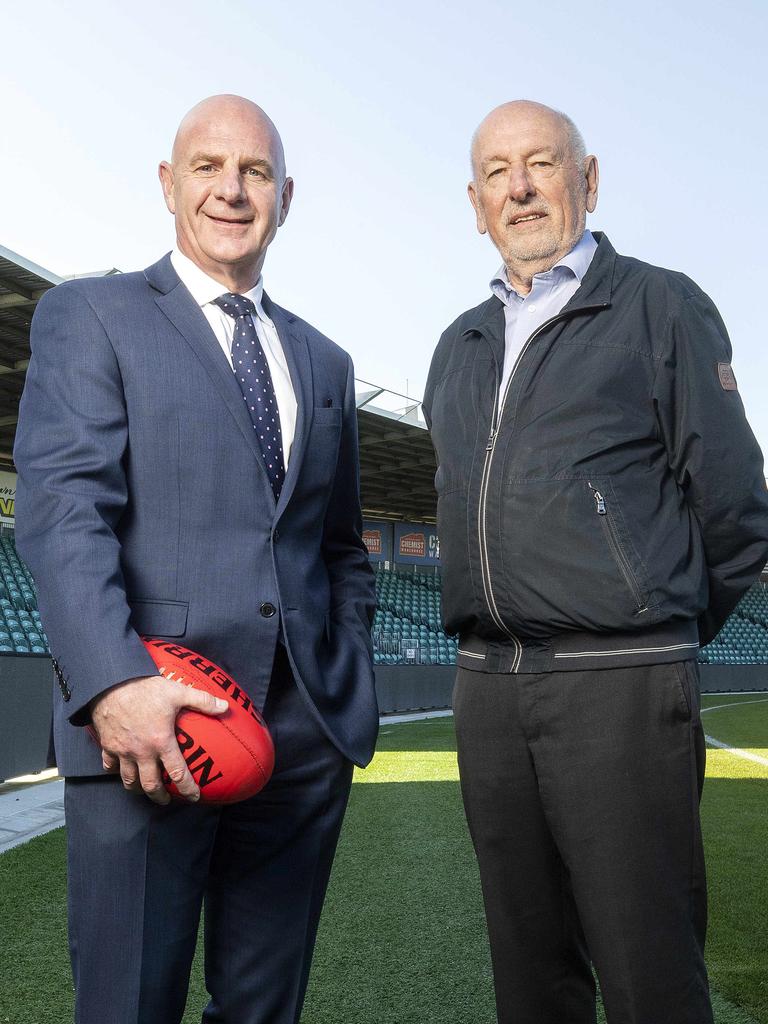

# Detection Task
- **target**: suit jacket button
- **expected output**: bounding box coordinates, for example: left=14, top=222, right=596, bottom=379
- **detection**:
left=260, top=602, right=277, bottom=618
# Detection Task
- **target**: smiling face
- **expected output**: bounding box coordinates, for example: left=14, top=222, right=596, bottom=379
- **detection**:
left=468, top=101, right=598, bottom=292
left=159, top=95, right=293, bottom=293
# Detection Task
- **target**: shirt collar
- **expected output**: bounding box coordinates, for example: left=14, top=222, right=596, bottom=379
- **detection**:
left=170, top=249, right=271, bottom=325
left=490, top=229, right=597, bottom=304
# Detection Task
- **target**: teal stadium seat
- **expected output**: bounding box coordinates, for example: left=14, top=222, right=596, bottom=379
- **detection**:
left=372, top=566, right=456, bottom=666
left=700, top=584, right=768, bottom=665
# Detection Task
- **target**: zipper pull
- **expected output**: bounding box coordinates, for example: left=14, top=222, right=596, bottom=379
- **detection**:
left=486, top=429, right=497, bottom=452
left=589, top=484, right=607, bottom=515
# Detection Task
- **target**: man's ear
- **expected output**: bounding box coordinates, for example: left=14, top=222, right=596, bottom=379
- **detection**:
left=585, top=155, right=599, bottom=214
left=278, top=177, right=294, bottom=227
left=158, top=162, right=176, bottom=214
left=467, top=181, right=487, bottom=235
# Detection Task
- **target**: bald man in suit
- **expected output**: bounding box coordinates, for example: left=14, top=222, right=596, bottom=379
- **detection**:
left=15, top=94, right=378, bottom=1024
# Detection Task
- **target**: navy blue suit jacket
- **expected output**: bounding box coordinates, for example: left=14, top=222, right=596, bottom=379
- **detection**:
left=14, top=254, right=378, bottom=775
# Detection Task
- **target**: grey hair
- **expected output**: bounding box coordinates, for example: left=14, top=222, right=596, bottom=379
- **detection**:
left=470, top=102, right=588, bottom=177
left=559, top=110, right=587, bottom=165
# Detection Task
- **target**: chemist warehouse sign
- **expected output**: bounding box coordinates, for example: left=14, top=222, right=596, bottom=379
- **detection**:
left=0, top=471, right=15, bottom=526
left=393, top=522, right=440, bottom=566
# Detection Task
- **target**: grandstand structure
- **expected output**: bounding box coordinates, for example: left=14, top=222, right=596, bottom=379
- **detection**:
left=0, top=239, right=766, bottom=780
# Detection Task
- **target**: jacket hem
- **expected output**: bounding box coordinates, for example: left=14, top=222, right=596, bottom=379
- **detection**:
left=457, top=620, right=701, bottom=673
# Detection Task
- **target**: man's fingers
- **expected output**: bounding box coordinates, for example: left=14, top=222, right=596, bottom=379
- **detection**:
left=119, top=758, right=141, bottom=791
left=136, top=758, right=171, bottom=805
left=161, top=747, right=200, bottom=803
left=181, top=687, right=228, bottom=717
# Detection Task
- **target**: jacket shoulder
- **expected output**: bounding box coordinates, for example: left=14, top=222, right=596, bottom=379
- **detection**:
left=613, top=251, right=710, bottom=306
left=34, top=271, right=150, bottom=317
left=439, top=295, right=500, bottom=343
left=426, top=296, right=498, bottom=397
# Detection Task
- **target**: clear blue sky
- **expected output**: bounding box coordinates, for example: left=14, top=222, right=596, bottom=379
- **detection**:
left=2, top=0, right=767, bottom=451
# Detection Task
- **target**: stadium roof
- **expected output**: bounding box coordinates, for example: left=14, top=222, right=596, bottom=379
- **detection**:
left=0, top=246, right=437, bottom=520
left=0, top=245, right=62, bottom=466
left=356, top=384, right=436, bottom=523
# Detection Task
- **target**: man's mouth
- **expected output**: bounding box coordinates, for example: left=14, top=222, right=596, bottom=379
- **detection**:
left=206, top=214, right=253, bottom=226
left=509, top=213, right=546, bottom=225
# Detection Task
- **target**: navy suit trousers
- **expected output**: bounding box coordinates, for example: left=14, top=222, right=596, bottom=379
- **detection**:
left=65, top=647, right=353, bottom=1024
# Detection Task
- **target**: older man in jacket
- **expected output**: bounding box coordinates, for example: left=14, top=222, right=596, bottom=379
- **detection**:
left=423, top=99, right=768, bottom=1024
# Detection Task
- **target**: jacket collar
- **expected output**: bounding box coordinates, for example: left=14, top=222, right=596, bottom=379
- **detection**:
left=462, top=231, right=617, bottom=338
left=144, top=253, right=311, bottom=514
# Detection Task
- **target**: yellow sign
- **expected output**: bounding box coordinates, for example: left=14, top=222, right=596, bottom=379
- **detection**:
left=0, top=471, right=16, bottom=524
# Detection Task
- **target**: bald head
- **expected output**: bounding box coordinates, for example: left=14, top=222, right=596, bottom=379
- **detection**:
left=172, top=94, right=286, bottom=181
left=471, top=100, right=585, bottom=180
left=158, top=93, right=294, bottom=293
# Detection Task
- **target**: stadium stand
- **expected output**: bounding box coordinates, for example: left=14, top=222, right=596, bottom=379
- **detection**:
left=2, top=539, right=767, bottom=667
left=0, top=534, right=48, bottom=654
left=699, top=583, right=768, bottom=665
left=372, top=566, right=457, bottom=665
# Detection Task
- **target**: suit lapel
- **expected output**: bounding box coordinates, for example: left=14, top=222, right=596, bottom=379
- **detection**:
left=146, top=255, right=275, bottom=502
left=263, top=295, right=314, bottom=515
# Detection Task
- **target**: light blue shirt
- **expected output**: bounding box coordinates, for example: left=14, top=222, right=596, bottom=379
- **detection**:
left=491, top=230, right=598, bottom=397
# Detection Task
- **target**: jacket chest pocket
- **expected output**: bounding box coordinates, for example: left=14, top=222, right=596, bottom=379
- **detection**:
left=303, top=406, right=342, bottom=491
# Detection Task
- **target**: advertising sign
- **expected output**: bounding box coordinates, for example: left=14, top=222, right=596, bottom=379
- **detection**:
left=393, top=521, right=440, bottom=566
left=362, top=518, right=393, bottom=563
left=0, top=470, right=16, bottom=526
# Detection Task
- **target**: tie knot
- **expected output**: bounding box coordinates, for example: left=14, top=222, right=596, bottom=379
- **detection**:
left=213, top=293, right=257, bottom=319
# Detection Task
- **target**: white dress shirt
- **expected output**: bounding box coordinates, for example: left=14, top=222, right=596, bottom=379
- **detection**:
left=170, top=249, right=297, bottom=465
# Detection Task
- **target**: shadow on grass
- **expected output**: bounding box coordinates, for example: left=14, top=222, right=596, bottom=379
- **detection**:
left=376, top=716, right=458, bottom=753
left=0, top=775, right=765, bottom=1023
left=701, top=777, right=768, bottom=1022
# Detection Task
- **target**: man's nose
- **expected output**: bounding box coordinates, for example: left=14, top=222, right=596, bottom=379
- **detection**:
left=507, top=167, right=535, bottom=202
left=215, top=166, right=247, bottom=203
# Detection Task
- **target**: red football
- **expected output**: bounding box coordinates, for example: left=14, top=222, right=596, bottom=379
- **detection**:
left=142, top=637, right=275, bottom=804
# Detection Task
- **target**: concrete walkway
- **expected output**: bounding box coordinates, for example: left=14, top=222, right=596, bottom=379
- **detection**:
left=0, top=770, right=64, bottom=854
left=0, top=711, right=453, bottom=854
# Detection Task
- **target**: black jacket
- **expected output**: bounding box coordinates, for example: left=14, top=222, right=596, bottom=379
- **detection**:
left=423, top=234, right=768, bottom=673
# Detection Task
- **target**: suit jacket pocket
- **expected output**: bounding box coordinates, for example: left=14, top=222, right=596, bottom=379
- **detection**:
left=129, top=599, right=189, bottom=638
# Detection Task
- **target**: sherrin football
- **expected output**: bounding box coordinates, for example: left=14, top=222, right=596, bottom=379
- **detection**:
left=142, top=637, right=275, bottom=804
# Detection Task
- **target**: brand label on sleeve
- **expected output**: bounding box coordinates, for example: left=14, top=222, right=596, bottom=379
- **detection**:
left=717, top=362, right=738, bottom=391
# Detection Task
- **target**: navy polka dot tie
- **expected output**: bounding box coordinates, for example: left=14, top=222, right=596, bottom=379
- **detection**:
left=213, top=293, right=286, bottom=501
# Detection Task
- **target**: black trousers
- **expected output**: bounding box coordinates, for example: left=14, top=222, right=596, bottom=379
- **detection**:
left=453, top=660, right=713, bottom=1024
left=65, top=647, right=353, bottom=1024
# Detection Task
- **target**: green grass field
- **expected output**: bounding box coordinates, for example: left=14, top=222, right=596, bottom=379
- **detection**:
left=1, top=693, right=766, bottom=1024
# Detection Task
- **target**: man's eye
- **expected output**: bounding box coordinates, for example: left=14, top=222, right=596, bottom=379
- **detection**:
left=196, top=164, right=216, bottom=173
left=246, top=168, right=266, bottom=178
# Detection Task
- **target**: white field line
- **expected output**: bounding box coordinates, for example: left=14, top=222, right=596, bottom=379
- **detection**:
left=701, top=697, right=768, bottom=713
left=702, top=697, right=768, bottom=767
left=703, top=736, right=768, bottom=767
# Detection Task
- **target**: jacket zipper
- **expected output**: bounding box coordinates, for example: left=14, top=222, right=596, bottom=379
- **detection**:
left=477, top=313, right=570, bottom=671
left=474, top=301, right=609, bottom=669
left=588, top=484, right=647, bottom=612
